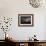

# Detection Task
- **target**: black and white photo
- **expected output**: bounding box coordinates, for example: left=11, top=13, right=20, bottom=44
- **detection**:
left=18, top=14, right=34, bottom=27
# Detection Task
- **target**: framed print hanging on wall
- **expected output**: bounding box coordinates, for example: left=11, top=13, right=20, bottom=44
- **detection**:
left=18, top=14, right=34, bottom=27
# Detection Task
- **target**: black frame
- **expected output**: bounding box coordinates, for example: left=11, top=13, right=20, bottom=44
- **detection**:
left=18, top=14, right=34, bottom=27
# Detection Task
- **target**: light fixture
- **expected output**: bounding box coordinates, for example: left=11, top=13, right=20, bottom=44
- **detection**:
left=29, top=0, right=45, bottom=8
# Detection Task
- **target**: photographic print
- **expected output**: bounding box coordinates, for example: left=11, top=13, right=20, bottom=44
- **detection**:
left=18, top=14, right=34, bottom=27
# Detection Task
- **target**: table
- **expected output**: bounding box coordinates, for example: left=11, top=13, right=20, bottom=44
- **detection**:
left=5, top=39, right=46, bottom=46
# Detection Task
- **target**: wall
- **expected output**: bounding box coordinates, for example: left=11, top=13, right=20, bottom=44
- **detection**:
left=0, top=0, right=46, bottom=40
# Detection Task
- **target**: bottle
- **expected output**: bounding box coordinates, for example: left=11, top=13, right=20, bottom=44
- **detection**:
left=29, top=37, right=32, bottom=41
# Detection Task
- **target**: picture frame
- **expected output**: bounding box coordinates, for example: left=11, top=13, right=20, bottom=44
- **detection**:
left=18, top=14, right=34, bottom=27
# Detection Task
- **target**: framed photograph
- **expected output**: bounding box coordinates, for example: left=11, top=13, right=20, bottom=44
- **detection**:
left=18, top=14, right=34, bottom=27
